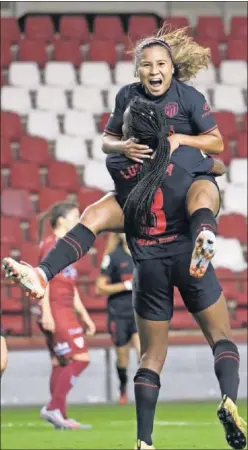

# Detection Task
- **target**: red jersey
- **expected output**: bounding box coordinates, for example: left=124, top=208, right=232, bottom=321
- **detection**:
left=39, top=235, right=78, bottom=308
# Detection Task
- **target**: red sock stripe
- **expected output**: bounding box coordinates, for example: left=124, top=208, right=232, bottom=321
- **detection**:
left=134, top=382, right=158, bottom=389
left=62, top=236, right=80, bottom=260
left=215, top=351, right=240, bottom=365
left=63, top=235, right=83, bottom=258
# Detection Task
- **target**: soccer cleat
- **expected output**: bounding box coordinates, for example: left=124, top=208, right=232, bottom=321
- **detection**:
left=2, top=257, right=47, bottom=300
left=189, top=229, right=216, bottom=278
left=217, top=395, right=247, bottom=449
left=135, top=440, right=155, bottom=449
left=118, top=393, right=128, bottom=405
left=64, top=418, right=92, bottom=430
left=40, top=406, right=71, bottom=430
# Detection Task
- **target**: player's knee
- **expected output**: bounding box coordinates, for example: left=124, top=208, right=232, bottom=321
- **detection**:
left=80, top=204, right=102, bottom=234
left=134, top=367, right=161, bottom=388
left=208, top=329, right=233, bottom=349
left=140, top=347, right=167, bottom=374
left=187, top=182, right=218, bottom=215
left=72, top=352, right=90, bottom=363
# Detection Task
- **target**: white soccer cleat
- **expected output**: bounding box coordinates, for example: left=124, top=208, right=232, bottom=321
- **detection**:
left=2, top=257, right=47, bottom=300
left=190, top=229, right=216, bottom=278
left=135, top=440, right=155, bottom=449
left=40, top=406, right=70, bottom=430
left=64, top=418, right=92, bottom=429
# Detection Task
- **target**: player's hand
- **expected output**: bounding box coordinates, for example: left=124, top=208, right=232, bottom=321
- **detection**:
left=120, top=138, right=153, bottom=164
left=84, top=318, right=96, bottom=336
left=41, top=313, right=55, bottom=332
left=123, top=279, right=133, bottom=291
left=168, top=134, right=181, bottom=154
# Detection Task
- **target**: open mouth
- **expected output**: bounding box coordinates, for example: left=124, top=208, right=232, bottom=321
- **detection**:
left=149, top=79, right=162, bottom=88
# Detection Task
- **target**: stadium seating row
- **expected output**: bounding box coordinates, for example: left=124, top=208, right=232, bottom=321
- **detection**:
left=1, top=37, right=247, bottom=70
left=1, top=16, right=247, bottom=44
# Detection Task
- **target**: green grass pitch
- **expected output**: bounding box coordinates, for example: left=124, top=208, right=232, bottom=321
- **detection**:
left=1, top=400, right=247, bottom=449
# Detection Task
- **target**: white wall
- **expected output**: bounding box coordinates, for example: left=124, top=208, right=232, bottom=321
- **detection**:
left=1, top=344, right=247, bottom=406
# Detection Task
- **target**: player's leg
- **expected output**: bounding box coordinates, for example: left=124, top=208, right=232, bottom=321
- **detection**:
left=131, top=331, right=141, bottom=363
left=0, top=336, right=8, bottom=377
left=133, top=259, right=173, bottom=449
left=2, top=193, right=124, bottom=299
left=176, top=254, right=246, bottom=450
left=186, top=178, right=220, bottom=278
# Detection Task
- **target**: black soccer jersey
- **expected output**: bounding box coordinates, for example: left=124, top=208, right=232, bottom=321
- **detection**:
left=100, top=245, right=134, bottom=317
left=105, top=79, right=217, bottom=138
left=106, top=146, right=214, bottom=261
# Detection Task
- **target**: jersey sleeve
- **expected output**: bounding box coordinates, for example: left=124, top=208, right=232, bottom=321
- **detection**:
left=100, top=253, right=115, bottom=279
left=104, top=86, right=126, bottom=137
left=188, top=88, right=217, bottom=134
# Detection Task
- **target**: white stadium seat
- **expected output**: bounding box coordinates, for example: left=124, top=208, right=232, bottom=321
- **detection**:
left=44, top=62, right=77, bottom=89
left=36, top=86, right=68, bottom=114
left=229, top=158, right=247, bottom=185
left=79, top=62, right=112, bottom=87
left=91, top=134, right=106, bottom=162
left=213, top=85, right=246, bottom=114
left=1, top=86, right=31, bottom=115
left=64, top=110, right=96, bottom=138
left=72, top=86, right=105, bottom=114
left=115, top=62, right=137, bottom=85
left=27, top=110, right=59, bottom=140
left=194, top=85, right=212, bottom=107
left=223, top=183, right=247, bottom=216
left=8, top=62, right=40, bottom=89
left=215, top=173, right=228, bottom=191
left=219, top=61, right=247, bottom=87
left=191, top=62, right=216, bottom=86
left=107, top=84, right=123, bottom=111
left=55, top=135, right=88, bottom=166
left=84, top=160, right=114, bottom=191
left=212, top=237, right=247, bottom=272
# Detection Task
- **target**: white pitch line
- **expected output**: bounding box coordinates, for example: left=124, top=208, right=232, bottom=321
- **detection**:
left=109, top=420, right=218, bottom=427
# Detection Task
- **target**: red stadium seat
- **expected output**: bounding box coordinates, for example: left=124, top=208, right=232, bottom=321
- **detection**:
left=1, top=72, right=7, bottom=86
left=1, top=188, right=33, bottom=219
left=1, top=217, right=22, bottom=245
left=10, top=285, right=23, bottom=301
left=227, top=39, right=247, bottom=60
left=53, top=39, right=83, bottom=68
left=88, top=40, right=117, bottom=68
left=78, top=187, right=105, bottom=212
left=59, top=16, right=90, bottom=43
left=218, top=136, right=232, bottom=164
left=215, top=268, right=247, bottom=281
left=0, top=17, right=20, bottom=44
left=18, top=39, right=48, bottom=67
left=99, top=112, right=111, bottom=133
left=236, top=133, right=247, bottom=158
left=93, top=16, right=125, bottom=43
left=212, top=112, right=238, bottom=140
left=196, top=17, right=226, bottom=42
left=128, top=16, right=158, bottom=42
left=1, top=40, right=12, bottom=69
left=218, top=214, right=247, bottom=244
left=10, top=162, right=40, bottom=191
left=81, top=295, right=107, bottom=311
left=1, top=315, right=24, bottom=335
left=195, top=38, right=221, bottom=67
left=95, top=236, right=108, bottom=265
left=19, top=242, right=40, bottom=266
left=28, top=215, right=53, bottom=242
left=19, top=135, right=51, bottom=165
left=243, top=113, right=247, bottom=132
left=1, top=111, right=23, bottom=141
left=225, top=289, right=247, bottom=307
left=47, top=161, right=80, bottom=191
left=173, top=287, right=184, bottom=308
left=230, top=308, right=247, bottom=329
left=230, top=17, right=247, bottom=40
left=38, top=186, right=68, bottom=212
left=24, top=16, right=54, bottom=42
left=162, top=16, right=190, bottom=30
left=1, top=244, right=11, bottom=259
left=171, top=311, right=198, bottom=330
left=1, top=287, right=23, bottom=311
left=1, top=137, right=13, bottom=166
left=90, top=312, right=107, bottom=333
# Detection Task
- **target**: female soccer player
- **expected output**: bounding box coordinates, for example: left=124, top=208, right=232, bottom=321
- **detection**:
left=96, top=233, right=140, bottom=404
left=0, top=335, right=8, bottom=377
left=37, top=202, right=96, bottom=430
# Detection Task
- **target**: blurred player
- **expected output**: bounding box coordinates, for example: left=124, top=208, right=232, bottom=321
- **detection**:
left=96, top=233, right=140, bottom=404
left=0, top=335, right=8, bottom=377
left=37, top=202, right=96, bottom=430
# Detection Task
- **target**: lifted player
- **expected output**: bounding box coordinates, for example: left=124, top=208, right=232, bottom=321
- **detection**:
left=96, top=233, right=140, bottom=404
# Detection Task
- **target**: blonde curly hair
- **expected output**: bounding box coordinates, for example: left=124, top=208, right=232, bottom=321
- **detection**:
left=131, top=26, right=211, bottom=82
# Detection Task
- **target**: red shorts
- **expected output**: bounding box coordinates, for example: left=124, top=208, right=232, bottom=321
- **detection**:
left=38, top=308, right=88, bottom=363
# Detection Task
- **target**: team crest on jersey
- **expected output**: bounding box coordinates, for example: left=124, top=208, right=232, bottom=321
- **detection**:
left=165, top=102, right=178, bottom=118
left=74, top=337, right=84, bottom=349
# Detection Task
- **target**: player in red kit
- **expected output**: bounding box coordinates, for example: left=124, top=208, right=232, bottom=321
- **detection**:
left=37, top=201, right=96, bottom=429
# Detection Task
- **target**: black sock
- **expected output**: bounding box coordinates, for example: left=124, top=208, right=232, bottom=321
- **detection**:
left=39, top=223, right=96, bottom=281
left=134, top=368, right=160, bottom=446
left=190, top=208, right=217, bottom=243
left=213, top=339, right=240, bottom=403
left=116, top=366, right=128, bottom=395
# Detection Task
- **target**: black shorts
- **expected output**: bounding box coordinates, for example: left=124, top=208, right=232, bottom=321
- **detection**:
left=133, top=252, right=222, bottom=321
left=108, top=314, right=137, bottom=347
